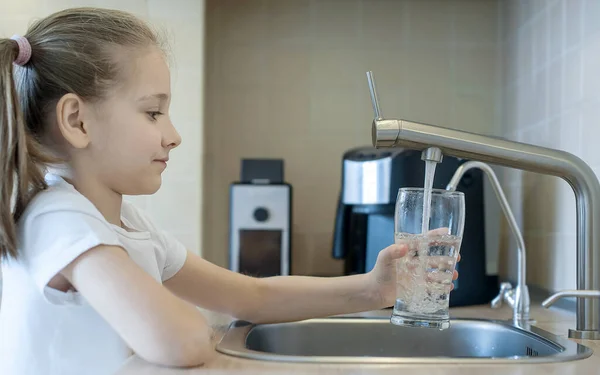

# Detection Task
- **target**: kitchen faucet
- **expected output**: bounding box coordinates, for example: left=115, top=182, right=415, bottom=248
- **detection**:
left=446, top=161, right=531, bottom=325
left=366, top=71, right=600, bottom=340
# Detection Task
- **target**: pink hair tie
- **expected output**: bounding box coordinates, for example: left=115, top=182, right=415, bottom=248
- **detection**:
left=10, top=35, right=32, bottom=66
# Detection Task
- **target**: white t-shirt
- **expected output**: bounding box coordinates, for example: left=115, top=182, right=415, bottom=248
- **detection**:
left=0, top=174, right=188, bottom=375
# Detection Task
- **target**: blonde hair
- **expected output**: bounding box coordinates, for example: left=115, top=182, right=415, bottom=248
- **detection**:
left=0, top=7, right=165, bottom=259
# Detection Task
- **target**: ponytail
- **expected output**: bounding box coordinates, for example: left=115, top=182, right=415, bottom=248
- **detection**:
left=0, top=39, right=51, bottom=260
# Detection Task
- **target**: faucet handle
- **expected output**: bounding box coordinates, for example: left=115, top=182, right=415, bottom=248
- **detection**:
left=366, top=71, right=383, bottom=120
left=541, top=289, right=600, bottom=308
left=542, top=290, right=600, bottom=340
left=491, top=282, right=514, bottom=309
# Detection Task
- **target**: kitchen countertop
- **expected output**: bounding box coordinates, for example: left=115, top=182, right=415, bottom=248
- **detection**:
left=115, top=304, right=600, bottom=375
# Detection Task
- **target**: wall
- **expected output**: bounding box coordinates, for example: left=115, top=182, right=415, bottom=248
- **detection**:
left=499, top=0, right=600, bottom=292
left=0, top=0, right=205, bottom=255
left=204, top=0, right=501, bottom=275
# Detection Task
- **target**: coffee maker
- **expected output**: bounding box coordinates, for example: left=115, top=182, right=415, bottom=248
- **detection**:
left=229, top=159, right=292, bottom=277
left=331, top=147, right=498, bottom=307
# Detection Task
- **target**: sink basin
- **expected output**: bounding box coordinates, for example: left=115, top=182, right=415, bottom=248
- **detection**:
left=216, top=317, right=592, bottom=364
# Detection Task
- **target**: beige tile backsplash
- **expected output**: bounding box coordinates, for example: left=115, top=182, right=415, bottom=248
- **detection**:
left=203, top=0, right=500, bottom=275
left=499, top=0, right=600, bottom=292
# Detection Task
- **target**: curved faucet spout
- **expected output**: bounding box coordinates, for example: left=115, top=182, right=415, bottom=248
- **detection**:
left=447, top=161, right=530, bottom=324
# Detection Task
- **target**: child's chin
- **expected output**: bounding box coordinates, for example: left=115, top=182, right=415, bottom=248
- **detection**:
left=127, top=176, right=162, bottom=196
left=144, top=177, right=162, bottom=194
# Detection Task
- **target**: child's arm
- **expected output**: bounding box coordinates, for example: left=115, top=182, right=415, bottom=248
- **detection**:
left=163, top=244, right=409, bottom=324
left=61, top=245, right=213, bottom=367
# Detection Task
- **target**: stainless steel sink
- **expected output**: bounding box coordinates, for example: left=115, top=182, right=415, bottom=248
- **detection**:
left=216, top=317, right=593, bottom=364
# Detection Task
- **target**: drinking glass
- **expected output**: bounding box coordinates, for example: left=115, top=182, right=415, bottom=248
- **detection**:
left=391, top=187, right=465, bottom=330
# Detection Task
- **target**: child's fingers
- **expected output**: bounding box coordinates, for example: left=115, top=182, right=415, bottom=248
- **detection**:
left=452, top=270, right=459, bottom=280
left=391, top=244, right=408, bottom=259
left=426, top=227, right=449, bottom=236
left=378, top=244, right=408, bottom=266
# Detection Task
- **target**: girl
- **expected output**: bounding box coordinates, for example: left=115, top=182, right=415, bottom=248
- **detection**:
left=0, top=7, right=458, bottom=375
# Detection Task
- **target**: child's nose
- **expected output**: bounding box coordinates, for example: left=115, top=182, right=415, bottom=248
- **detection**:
left=163, top=121, right=182, bottom=148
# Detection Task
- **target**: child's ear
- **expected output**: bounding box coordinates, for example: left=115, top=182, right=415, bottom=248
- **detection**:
left=55, top=93, right=89, bottom=149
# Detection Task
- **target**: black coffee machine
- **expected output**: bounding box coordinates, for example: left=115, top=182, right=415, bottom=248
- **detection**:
left=332, top=147, right=498, bottom=307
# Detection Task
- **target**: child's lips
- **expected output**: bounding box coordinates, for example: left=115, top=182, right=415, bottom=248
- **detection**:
left=153, top=159, right=168, bottom=168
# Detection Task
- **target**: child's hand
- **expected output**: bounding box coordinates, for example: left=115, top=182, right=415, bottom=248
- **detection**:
left=367, top=243, right=461, bottom=308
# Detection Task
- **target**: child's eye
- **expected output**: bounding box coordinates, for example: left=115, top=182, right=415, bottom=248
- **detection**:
left=147, top=111, right=163, bottom=121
